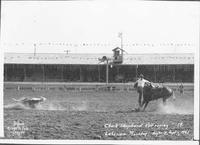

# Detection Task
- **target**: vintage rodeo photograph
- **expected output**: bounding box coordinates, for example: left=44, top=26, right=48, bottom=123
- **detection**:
left=0, top=0, right=199, bottom=143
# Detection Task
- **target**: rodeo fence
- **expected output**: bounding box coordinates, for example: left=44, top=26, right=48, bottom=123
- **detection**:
left=4, top=82, right=194, bottom=92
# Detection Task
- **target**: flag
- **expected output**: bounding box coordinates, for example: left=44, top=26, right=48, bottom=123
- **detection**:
left=118, top=32, right=122, bottom=38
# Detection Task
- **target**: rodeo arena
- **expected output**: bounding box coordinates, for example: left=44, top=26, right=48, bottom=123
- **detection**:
left=3, top=46, right=194, bottom=140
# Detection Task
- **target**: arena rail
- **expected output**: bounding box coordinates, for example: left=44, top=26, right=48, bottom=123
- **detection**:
left=4, top=82, right=194, bottom=92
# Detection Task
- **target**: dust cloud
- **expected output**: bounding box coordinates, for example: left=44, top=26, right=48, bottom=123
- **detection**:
left=157, top=101, right=193, bottom=114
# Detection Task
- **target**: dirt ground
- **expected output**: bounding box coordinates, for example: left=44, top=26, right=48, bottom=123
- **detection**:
left=3, top=84, right=194, bottom=140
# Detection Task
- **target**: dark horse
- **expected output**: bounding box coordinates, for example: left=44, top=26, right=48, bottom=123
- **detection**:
left=136, top=82, right=175, bottom=111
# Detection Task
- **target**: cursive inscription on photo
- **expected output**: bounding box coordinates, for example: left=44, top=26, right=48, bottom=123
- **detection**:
left=104, top=122, right=190, bottom=138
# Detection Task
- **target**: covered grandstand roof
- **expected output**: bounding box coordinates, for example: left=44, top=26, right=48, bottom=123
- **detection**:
left=4, top=53, right=194, bottom=65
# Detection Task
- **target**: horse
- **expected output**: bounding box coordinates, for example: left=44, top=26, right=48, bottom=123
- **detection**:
left=136, top=82, right=175, bottom=111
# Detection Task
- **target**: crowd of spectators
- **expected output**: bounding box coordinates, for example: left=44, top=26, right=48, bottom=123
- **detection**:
left=4, top=64, right=194, bottom=83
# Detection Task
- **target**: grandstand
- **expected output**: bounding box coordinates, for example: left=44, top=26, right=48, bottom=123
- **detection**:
left=4, top=53, right=194, bottom=83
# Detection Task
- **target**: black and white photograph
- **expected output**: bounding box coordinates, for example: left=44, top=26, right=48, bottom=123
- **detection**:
left=0, top=0, right=199, bottom=144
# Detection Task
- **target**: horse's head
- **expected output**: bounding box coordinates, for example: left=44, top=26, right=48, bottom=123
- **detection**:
left=144, top=82, right=153, bottom=92
left=144, top=82, right=153, bottom=88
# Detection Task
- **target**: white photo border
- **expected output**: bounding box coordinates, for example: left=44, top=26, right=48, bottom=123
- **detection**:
left=0, top=0, right=199, bottom=144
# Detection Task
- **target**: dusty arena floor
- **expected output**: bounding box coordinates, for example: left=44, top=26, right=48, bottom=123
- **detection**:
left=4, top=84, right=194, bottom=140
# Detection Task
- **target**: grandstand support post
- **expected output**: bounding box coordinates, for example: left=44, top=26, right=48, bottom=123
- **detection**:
left=154, top=65, right=156, bottom=82
left=5, top=65, right=7, bottom=81
left=173, top=66, right=175, bottom=82
left=61, top=65, right=63, bottom=82
left=106, top=60, right=109, bottom=85
left=42, top=65, right=45, bottom=82
left=24, top=66, right=26, bottom=82
left=79, top=65, right=83, bottom=82
left=98, top=65, right=100, bottom=82
left=136, top=65, right=138, bottom=78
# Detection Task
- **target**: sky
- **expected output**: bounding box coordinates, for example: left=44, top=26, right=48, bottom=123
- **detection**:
left=1, top=0, right=200, bottom=54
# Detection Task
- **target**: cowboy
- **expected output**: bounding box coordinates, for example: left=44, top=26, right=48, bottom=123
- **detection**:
left=134, top=74, right=150, bottom=109
left=179, top=83, right=184, bottom=96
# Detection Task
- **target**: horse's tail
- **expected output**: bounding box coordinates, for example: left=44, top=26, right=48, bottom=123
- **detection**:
left=165, top=86, right=176, bottom=101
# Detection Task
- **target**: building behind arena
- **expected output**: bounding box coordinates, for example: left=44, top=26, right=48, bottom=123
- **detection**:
left=4, top=53, right=194, bottom=83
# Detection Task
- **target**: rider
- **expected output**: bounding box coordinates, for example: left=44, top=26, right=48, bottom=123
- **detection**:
left=134, top=74, right=151, bottom=109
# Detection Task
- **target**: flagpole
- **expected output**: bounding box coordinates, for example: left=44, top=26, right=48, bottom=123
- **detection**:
left=121, top=32, right=123, bottom=50
left=120, top=32, right=123, bottom=61
left=34, top=43, right=36, bottom=57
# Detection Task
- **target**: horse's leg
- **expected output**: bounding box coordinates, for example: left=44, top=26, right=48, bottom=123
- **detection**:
left=138, top=91, right=142, bottom=110
left=142, top=101, right=149, bottom=111
left=140, top=100, right=145, bottom=111
left=163, top=98, right=167, bottom=106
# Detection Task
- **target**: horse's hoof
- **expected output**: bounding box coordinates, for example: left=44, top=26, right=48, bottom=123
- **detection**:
left=134, top=108, right=140, bottom=112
